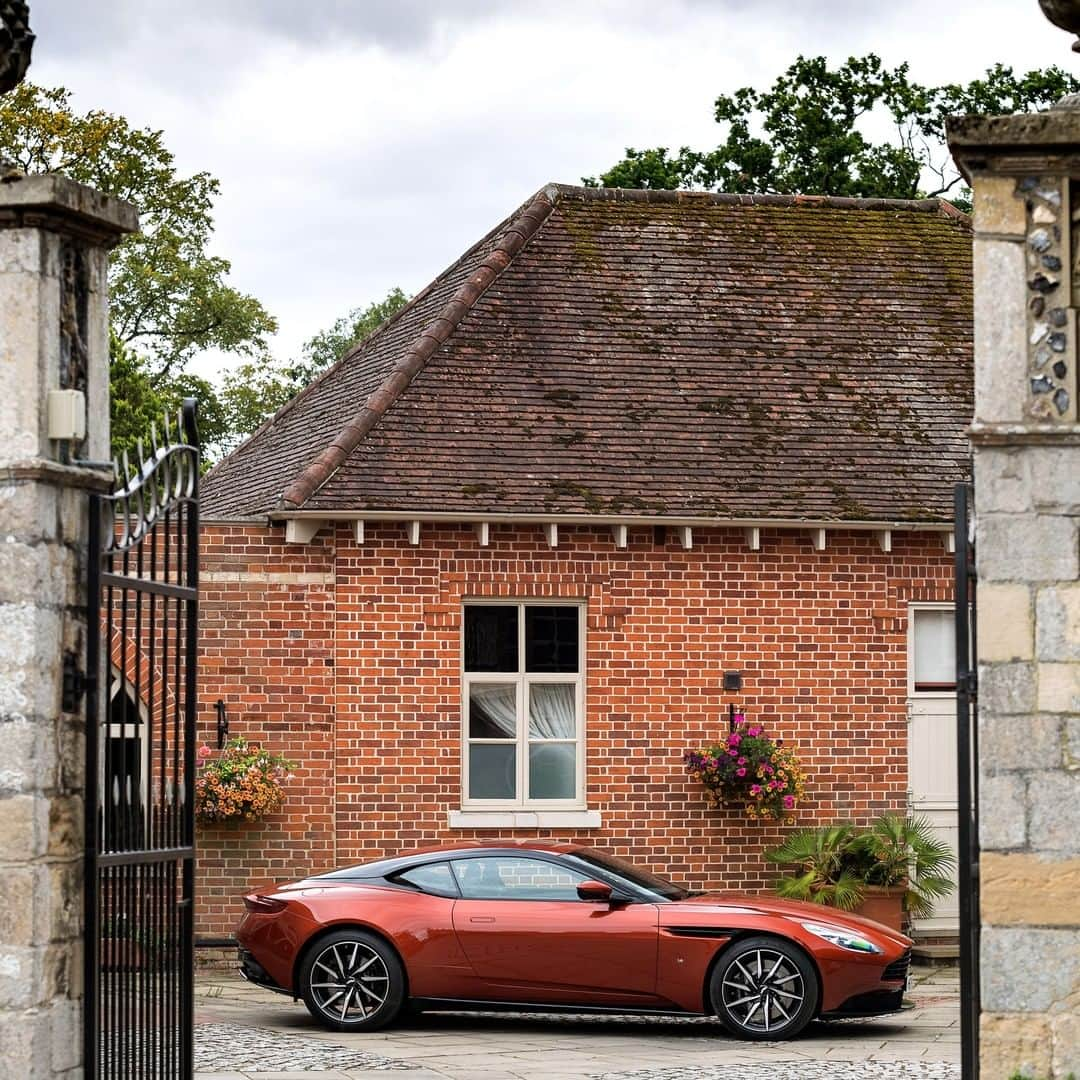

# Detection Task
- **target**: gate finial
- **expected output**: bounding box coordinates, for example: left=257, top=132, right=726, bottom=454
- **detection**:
left=0, top=2, right=33, bottom=95
left=1039, top=0, right=1080, bottom=51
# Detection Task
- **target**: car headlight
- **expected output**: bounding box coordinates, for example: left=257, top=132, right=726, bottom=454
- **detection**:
left=800, top=921, right=882, bottom=954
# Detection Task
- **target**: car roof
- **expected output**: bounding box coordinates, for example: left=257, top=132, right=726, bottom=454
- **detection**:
left=315, top=840, right=587, bottom=881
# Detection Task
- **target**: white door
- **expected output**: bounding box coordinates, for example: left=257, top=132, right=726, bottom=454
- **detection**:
left=907, top=606, right=959, bottom=938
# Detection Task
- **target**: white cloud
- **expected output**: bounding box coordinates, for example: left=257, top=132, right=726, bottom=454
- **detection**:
left=22, top=1, right=1074, bottom=378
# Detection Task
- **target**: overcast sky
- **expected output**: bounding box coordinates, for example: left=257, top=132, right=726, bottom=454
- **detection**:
left=26, top=1, right=1073, bottom=378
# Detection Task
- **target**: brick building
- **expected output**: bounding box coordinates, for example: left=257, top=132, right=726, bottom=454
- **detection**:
left=195, top=185, right=973, bottom=942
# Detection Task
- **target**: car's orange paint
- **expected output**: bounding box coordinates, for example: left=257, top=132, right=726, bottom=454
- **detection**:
left=235, top=841, right=912, bottom=1025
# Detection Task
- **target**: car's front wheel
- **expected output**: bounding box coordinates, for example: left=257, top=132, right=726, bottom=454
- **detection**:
left=709, top=936, right=818, bottom=1040
left=299, top=929, right=405, bottom=1032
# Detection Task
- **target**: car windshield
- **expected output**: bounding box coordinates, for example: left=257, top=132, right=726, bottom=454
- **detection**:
left=563, top=849, right=689, bottom=902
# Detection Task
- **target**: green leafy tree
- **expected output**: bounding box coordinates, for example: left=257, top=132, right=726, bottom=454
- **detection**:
left=0, top=83, right=276, bottom=374
left=0, top=83, right=276, bottom=460
left=218, top=288, right=410, bottom=451
left=109, top=334, right=230, bottom=465
left=587, top=56, right=1080, bottom=207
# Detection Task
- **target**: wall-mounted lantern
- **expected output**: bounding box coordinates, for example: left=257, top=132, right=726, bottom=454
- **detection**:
left=214, top=699, right=229, bottom=749
left=723, top=671, right=744, bottom=732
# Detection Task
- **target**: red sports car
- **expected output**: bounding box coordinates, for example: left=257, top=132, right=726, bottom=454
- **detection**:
left=236, top=841, right=912, bottom=1041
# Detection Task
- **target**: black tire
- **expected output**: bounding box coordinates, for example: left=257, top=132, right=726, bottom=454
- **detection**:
left=298, top=928, right=406, bottom=1032
left=709, top=935, right=818, bottom=1040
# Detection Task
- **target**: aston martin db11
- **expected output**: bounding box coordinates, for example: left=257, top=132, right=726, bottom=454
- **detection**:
left=236, top=840, right=912, bottom=1040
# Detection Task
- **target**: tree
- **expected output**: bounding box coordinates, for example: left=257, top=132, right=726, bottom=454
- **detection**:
left=0, top=83, right=276, bottom=461
left=586, top=56, right=1080, bottom=206
left=0, top=83, right=276, bottom=374
left=109, top=334, right=231, bottom=464
left=218, top=287, right=410, bottom=452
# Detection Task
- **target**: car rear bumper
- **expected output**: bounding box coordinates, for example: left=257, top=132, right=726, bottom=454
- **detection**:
left=238, top=947, right=291, bottom=996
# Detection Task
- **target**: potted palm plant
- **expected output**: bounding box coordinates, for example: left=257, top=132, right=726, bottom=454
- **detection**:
left=765, top=814, right=955, bottom=931
left=848, top=814, right=956, bottom=930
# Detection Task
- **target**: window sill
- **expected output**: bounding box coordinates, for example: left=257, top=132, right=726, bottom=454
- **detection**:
left=448, top=810, right=602, bottom=830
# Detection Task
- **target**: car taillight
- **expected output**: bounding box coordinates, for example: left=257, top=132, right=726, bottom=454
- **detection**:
left=243, top=894, right=287, bottom=914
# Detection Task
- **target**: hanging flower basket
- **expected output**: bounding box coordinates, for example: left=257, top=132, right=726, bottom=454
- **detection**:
left=684, top=721, right=806, bottom=820
left=194, top=737, right=297, bottom=826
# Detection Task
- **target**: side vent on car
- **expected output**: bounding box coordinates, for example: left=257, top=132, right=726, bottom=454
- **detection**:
left=664, top=926, right=739, bottom=939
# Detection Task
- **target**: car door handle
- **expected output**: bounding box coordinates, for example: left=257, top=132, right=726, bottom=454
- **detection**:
left=469, top=916, right=495, bottom=923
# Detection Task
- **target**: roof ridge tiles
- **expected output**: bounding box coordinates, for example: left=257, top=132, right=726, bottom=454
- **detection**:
left=277, top=186, right=560, bottom=510
left=548, top=182, right=970, bottom=223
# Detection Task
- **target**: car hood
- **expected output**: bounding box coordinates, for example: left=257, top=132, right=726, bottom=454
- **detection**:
left=668, top=892, right=912, bottom=947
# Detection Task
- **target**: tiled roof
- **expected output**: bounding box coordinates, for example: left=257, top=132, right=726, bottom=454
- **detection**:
left=202, top=184, right=973, bottom=523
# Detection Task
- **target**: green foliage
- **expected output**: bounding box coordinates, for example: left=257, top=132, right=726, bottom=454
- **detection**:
left=0, top=84, right=277, bottom=376
left=849, top=813, right=956, bottom=920
left=766, top=814, right=957, bottom=918
left=765, top=823, right=866, bottom=910
left=296, top=285, right=409, bottom=386
left=109, top=334, right=230, bottom=467
left=587, top=55, right=1080, bottom=208
left=217, top=287, right=410, bottom=450
left=1010, top=1074, right=1076, bottom=1080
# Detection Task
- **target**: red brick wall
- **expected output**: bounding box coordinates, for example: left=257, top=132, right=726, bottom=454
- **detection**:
left=195, top=520, right=952, bottom=939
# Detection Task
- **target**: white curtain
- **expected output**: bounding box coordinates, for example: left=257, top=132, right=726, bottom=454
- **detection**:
left=913, top=610, right=955, bottom=684
left=469, top=683, right=517, bottom=737
left=529, top=683, right=576, bottom=739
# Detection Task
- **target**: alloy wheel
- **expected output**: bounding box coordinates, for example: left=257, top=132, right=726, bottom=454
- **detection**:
left=719, top=947, right=806, bottom=1035
left=308, top=939, right=391, bottom=1024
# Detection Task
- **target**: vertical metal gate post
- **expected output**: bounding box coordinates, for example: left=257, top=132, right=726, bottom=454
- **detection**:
left=85, top=400, right=200, bottom=1080
left=954, top=483, right=979, bottom=1079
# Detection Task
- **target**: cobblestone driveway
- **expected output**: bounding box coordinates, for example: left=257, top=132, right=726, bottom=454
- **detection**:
left=194, top=966, right=960, bottom=1080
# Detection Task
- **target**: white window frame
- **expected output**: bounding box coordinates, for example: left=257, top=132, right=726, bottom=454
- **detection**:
left=461, top=599, right=586, bottom=811
left=907, top=602, right=957, bottom=698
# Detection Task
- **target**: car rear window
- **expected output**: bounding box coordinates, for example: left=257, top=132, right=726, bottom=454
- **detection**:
left=392, top=861, right=459, bottom=898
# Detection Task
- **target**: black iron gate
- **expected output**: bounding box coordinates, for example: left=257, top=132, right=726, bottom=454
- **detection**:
left=954, top=482, right=979, bottom=1080
left=85, top=401, right=199, bottom=1080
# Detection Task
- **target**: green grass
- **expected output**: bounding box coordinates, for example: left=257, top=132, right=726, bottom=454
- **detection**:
left=1010, top=1073, right=1076, bottom=1080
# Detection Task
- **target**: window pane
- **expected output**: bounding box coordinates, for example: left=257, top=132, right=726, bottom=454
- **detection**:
left=464, top=605, right=518, bottom=672
left=913, top=609, right=956, bottom=689
left=451, top=856, right=586, bottom=900
left=469, top=683, right=517, bottom=739
left=525, top=606, right=579, bottom=673
left=469, top=743, right=516, bottom=800
left=528, top=743, right=576, bottom=800
left=528, top=683, right=576, bottom=738
left=394, top=862, right=458, bottom=898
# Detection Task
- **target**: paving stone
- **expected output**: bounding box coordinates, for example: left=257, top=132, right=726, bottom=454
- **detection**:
left=589, top=1063, right=959, bottom=1079
left=193, top=1023, right=413, bottom=1072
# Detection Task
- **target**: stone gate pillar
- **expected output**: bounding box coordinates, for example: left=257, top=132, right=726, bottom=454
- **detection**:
left=0, top=174, right=136, bottom=1079
left=949, top=107, right=1080, bottom=1078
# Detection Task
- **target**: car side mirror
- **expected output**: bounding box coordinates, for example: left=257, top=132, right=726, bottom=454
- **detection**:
left=577, top=880, right=613, bottom=902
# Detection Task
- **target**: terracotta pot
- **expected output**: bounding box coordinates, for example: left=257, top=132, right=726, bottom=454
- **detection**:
left=855, top=885, right=906, bottom=932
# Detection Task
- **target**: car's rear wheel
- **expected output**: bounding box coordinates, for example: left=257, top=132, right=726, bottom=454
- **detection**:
left=709, top=936, right=817, bottom=1040
left=299, top=929, right=405, bottom=1032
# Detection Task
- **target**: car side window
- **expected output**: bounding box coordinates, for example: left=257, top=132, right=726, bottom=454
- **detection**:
left=393, top=861, right=459, bottom=898
left=451, top=856, right=588, bottom=900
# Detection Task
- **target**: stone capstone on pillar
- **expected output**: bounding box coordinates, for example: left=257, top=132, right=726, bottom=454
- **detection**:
left=0, top=170, right=135, bottom=1080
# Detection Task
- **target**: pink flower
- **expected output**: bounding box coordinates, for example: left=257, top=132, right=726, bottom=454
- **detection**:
left=783, top=795, right=795, bottom=809
left=762, top=764, right=774, bottom=775
left=728, top=733, right=742, bottom=747
left=747, top=725, right=763, bottom=737
left=749, top=784, right=762, bottom=796
left=736, top=767, right=747, bottom=777
left=728, top=749, right=738, bottom=757
left=197, top=744, right=212, bottom=760
left=737, top=756, right=747, bottom=766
